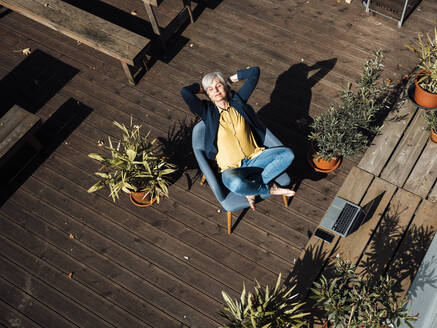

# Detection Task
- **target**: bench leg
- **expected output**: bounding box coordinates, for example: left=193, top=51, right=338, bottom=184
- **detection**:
left=143, top=2, right=167, bottom=51
left=121, top=62, right=136, bottom=85
left=184, top=0, right=193, bottom=24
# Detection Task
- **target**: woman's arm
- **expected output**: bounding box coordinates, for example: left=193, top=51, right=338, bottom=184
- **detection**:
left=181, top=83, right=207, bottom=118
left=234, top=66, right=260, bottom=103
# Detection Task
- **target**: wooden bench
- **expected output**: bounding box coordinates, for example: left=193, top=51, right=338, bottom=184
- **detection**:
left=0, top=0, right=151, bottom=85
left=0, top=105, right=41, bottom=167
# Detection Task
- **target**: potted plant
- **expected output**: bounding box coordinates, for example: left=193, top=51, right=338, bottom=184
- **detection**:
left=87, top=119, right=177, bottom=206
left=311, top=258, right=417, bottom=328
left=308, top=50, right=390, bottom=172
left=423, top=110, right=437, bottom=143
left=219, top=273, right=309, bottom=328
left=406, top=28, right=437, bottom=109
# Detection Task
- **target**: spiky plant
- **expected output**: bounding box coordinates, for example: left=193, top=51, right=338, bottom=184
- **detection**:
left=87, top=119, right=176, bottom=203
left=219, top=274, right=308, bottom=328
left=406, top=28, right=437, bottom=94
left=311, top=258, right=417, bottom=328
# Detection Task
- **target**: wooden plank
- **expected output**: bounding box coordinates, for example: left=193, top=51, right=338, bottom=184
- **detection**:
left=29, top=0, right=149, bottom=47
left=0, top=105, right=40, bottom=158
left=381, top=109, right=429, bottom=187
left=0, top=227, right=151, bottom=328
left=291, top=167, right=374, bottom=297
left=429, top=182, right=437, bottom=203
left=0, top=0, right=149, bottom=64
left=403, top=139, right=437, bottom=198
left=0, top=298, right=44, bottom=328
left=0, top=209, right=181, bottom=327
left=0, top=255, right=113, bottom=328
left=337, top=166, right=375, bottom=204
left=358, top=99, right=417, bottom=176
left=17, top=173, right=224, bottom=326
left=332, top=177, right=397, bottom=265
left=0, top=276, right=77, bottom=328
left=386, top=199, right=437, bottom=296
left=357, top=188, right=421, bottom=278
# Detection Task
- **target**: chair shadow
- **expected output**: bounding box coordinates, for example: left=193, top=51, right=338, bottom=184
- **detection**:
left=0, top=98, right=93, bottom=207
left=0, top=49, right=79, bottom=116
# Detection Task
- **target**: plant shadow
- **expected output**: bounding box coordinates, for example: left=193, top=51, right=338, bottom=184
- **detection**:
left=158, top=117, right=201, bottom=190
left=358, top=202, right=437, bottom=297
left=285, top=240, right=339, bottom=328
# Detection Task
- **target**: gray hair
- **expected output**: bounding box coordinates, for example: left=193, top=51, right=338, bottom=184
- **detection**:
left=201, top=72, right=231, bottom=92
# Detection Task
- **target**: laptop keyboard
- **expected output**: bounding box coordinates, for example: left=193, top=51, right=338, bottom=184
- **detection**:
left=332, top=203, right=359, bottom=234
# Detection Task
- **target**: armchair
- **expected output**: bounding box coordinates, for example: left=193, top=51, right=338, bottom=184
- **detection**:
left=192, top=121, right=291, bottom=235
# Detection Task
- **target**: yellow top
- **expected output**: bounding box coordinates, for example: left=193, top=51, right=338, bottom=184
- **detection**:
left=215, top=105, right=264, bottom=172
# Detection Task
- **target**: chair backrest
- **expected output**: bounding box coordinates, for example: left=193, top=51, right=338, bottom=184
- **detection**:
left=192, top=120, right=206, bottom=151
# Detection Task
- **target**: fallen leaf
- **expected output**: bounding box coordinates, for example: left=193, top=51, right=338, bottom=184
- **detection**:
left=14, top=48, right=32, bottom=55
left=69, top=233, right=75, bottom=239
left=184, top=256, right=189, bottom=260
left=130, top=10, right=137, bottom=16
left=67, top=272, right=73, bottom=279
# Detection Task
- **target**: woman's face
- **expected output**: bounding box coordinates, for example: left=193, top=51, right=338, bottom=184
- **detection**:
left=206, top=77, right=228, bottom=103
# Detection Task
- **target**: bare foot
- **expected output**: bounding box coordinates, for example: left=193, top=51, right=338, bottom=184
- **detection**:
left=246, top=195, right=256, bottom=211
left=269, top=182, right=296, bottom=197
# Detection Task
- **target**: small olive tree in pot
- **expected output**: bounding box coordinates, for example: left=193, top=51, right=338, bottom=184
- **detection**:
left=311, top=258, right=417, bottom=328
left=87, top=120, right=176, bottom=206
left=308, top=50, right=391, bottom=172
left=406, top=28, right=437, bottom=109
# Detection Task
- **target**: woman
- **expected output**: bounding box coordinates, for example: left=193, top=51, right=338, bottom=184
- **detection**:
left=181, top=66, right=295, bottom=210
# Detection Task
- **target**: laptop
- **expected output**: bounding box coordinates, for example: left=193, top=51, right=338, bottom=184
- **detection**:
left=319, top=196, right=367, bottom=237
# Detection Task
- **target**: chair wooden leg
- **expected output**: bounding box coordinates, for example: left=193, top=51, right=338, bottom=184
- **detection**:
left=200, top=175, right=206, bottom=186
left=282, top=195, right=288, bottom=207
left=227, top=212, right=232, bottom=235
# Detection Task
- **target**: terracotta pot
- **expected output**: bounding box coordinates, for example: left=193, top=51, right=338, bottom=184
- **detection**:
left=311, top=155, right=342, bottom=172
left=431, top=128, right=437, bottom=143
left=130, top=191, right=156, bottom=207
left=414, top=70, right=437, bottom=109
left=307, top=143, right=342, bottom=172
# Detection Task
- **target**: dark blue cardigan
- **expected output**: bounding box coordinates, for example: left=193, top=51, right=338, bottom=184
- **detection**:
left=181, top=66, right=266, bottom=161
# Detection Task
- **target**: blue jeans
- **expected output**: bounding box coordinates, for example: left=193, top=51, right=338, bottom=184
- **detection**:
left=221, top=147, right=294, bottom=196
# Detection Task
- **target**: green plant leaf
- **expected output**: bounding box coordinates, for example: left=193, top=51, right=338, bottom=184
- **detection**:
left=88, top=153, right=106, bottom=161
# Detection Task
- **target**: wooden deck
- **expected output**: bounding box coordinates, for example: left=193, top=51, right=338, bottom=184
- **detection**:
left=293, top=96, right=437, bottom=326
left=0, top=0, right=436, bottom=327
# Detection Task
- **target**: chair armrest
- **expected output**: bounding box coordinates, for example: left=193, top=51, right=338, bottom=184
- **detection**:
left=263, top=128, right=284, bottom=148
left=193, top=148, right=227, bottom=202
